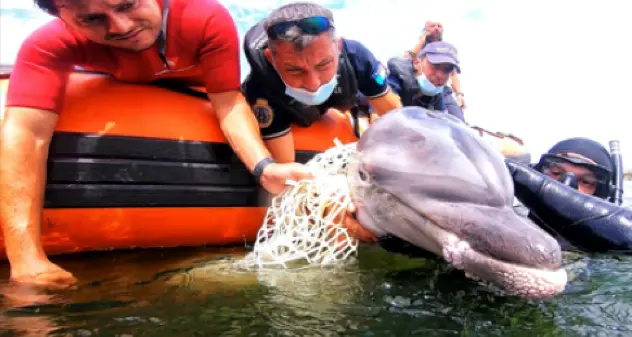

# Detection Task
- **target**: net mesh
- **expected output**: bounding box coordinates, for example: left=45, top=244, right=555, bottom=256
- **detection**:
left=236, top=139, right=360, bottom=271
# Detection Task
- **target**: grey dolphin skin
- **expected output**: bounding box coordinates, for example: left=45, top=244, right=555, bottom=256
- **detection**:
left=346, top=106, right=568, bottom=299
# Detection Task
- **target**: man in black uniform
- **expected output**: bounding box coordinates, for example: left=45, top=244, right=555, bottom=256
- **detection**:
left=401, top=21, right=466, bottom=121
left=386, top=41, right=464, bottom=122
left=241, top=2, right=402, bottom=163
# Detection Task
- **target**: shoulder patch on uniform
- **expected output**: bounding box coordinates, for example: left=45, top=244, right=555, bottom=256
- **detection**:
left=253, top=98, right=274, bottom=128
left=371, top=63, right=388, bottom=86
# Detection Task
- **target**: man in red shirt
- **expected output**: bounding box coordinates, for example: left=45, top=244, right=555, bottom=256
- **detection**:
left=0, top=0, right=313, bottom=289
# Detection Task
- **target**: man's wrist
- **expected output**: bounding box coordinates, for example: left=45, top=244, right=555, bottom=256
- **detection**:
left=253, top=157, right=276, bottom=183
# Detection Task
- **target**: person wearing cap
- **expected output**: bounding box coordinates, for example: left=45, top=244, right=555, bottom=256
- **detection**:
left=241, top=2, right=403, bottom=164
left=403, top=21, right=466, bottom=121
left=532, top=138, right=614, bottom=198
left=386, top=41, right=464, bottom=121
left=0, top=0, right=315, bottom=289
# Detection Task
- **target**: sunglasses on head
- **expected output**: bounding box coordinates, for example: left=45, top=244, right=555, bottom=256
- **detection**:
left=266, top=16, right=333, bottom=40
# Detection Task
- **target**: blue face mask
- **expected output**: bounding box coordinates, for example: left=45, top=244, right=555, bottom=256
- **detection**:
left=284, top=75, right=338, bottom=106
left=417, top=73, right=444, bottom=96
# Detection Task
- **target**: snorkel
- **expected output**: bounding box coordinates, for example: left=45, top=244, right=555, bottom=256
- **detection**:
left=608, top=140, right=624, bottom=205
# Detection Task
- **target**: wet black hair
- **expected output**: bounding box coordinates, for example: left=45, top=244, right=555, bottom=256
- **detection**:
left=34, top=0, right=59, bottom=16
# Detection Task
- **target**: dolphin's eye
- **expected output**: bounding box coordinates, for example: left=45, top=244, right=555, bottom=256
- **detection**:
left=358, top=168, right=370, bottom=183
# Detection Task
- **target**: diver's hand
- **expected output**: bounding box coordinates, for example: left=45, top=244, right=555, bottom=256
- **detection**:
left=10, top=258, right=77, bottom=290
left=343, top=202, right=378, bottom=243
left=260, top=162, right=314, bottom=195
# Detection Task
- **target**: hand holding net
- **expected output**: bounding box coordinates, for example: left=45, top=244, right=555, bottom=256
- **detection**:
left=236, top=140, right=360, bottom=270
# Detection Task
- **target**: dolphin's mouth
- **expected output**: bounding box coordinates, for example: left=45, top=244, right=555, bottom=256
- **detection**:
left=433, top=223, right=568, bottom=299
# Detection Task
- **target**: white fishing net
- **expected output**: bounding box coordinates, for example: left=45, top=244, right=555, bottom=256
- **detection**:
left=235, top=139, right=360, bottom=271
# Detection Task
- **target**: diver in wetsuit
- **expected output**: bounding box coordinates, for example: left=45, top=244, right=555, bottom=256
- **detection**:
left=506, top=137, right=632, bottom=254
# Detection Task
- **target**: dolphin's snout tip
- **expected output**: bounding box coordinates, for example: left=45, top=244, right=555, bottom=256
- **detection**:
left=531, top=241, right=563, bottom=270
left=460, top=209, right=563, bottom=271
left=514, top=214, right=564, bottom=270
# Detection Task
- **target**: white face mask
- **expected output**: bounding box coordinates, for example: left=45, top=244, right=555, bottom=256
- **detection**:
left=270, top=46, right=340, bottom=106
left=417, top=73, right=444, bottom=96
left=283, top=75, right=338, bottom=105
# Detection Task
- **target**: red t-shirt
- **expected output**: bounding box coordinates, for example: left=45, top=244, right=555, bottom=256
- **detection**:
left=6, top=0, right=241, bottom=113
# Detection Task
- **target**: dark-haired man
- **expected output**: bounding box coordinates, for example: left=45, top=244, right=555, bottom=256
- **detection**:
left=241, top=2, right=402, bottom=163
left=1, top=0, right=313, bottom=288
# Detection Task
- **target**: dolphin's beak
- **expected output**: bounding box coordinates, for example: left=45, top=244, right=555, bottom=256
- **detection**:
left=432, top=204, right=563, bottom=270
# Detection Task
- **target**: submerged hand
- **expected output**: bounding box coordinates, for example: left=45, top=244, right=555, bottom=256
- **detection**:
left=343, top=202, right=378, bottom=243
left=10, top=259, right=77, bottom=290
left=260, top=162, right=314, bottom=195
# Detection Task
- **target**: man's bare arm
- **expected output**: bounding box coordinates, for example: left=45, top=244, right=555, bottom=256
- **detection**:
left=367, top=89, right=402, bottom=116
left=0, top=107, right=75, bottom=287
left=404, top=31, right=429, bottom=58
left=207, top=90, right=272, bottom=172
left=450, top=70, right=466, bottom=109
left=264, top=133, right=296, bottom=164
left=450, top=70, right=462, bottom=94
left=207, top=90, right=313, bottom=195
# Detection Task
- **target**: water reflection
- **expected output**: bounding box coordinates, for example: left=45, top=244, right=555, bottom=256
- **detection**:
left=1, top=232, right=632, bottom=335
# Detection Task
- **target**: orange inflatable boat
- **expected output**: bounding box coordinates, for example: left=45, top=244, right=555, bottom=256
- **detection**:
left=0, top=71, right=361, bottom=260
left=0, top=69, right=531, bottom=260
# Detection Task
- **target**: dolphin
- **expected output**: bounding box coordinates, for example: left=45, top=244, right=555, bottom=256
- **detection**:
left=345, top=106, right=568, bottom=299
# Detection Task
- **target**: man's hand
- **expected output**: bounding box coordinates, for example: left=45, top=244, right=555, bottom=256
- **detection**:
left=343, top=202, right=378, bottom=242
left=260, top=162, right=315, bottom=195
left=418, top=30, right=430, bottom=46
left=367, top=89, right=402, bottom=116
left=10, top=260, right=78, bottom=290
left=455, top=93, right=466, bottom=109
